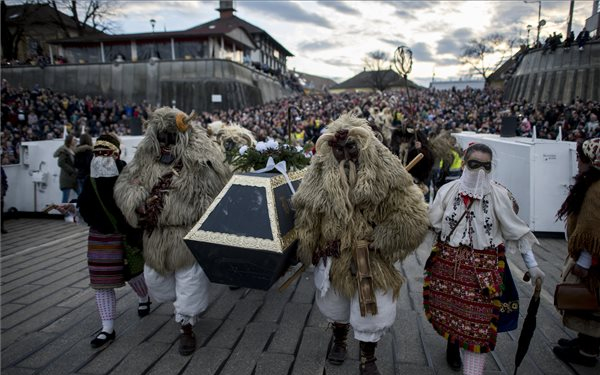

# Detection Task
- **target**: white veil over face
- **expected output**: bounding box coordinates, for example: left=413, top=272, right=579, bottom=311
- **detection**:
left=90, top=156, right=119, bottom=178
left=458, top=167, right=492, bottom=199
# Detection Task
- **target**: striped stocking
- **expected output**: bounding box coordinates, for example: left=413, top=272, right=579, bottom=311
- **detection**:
left=128, top=273, right=149, bottom=299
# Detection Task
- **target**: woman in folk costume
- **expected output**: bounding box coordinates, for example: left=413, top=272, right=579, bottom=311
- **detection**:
left=77, top=134, right=150, bottom=349
left=292, top=114, right=429, bottom=375
left=114, top=107, right=231, bottom=356
left=424, top=143, right=545, bottom=374
left=553, top=138, right=600, bottom=368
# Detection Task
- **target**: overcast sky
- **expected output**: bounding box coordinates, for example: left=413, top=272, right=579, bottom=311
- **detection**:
left=106, top=1, right=592, bottom=86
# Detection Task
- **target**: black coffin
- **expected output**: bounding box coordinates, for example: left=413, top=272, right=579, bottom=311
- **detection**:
left=184, top=170, right=304, bottom=290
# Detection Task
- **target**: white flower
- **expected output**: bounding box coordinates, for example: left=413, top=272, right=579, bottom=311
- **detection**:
left=255, top=141, right=267, bottom=152
left=295, top=146, right=303, bottom=153
left=239, top=145, right=248, bottom=155
left=265, top=138, right=279, bottom=150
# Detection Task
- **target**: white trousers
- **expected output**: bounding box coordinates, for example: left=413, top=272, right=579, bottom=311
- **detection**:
left=144, top=263, right=210, bottom=325
left=314, top=258, right=397, bottom=342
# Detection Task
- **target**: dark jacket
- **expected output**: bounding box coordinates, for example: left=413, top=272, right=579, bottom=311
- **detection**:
left=53, top=145, right=77, bottom=190
left=74, top=144, right=93, bottom=180
left=1, top=167, right=7, bottom=197
left=77, top=159, right=135, bottom=236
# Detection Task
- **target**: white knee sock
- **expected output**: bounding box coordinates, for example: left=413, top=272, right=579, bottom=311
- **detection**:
left=101, top=319, right=114, bottom=334
left=463, top=350, right=486, bottom=375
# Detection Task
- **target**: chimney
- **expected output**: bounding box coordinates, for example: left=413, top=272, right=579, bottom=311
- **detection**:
left=217, top=0, right=235, bottom=19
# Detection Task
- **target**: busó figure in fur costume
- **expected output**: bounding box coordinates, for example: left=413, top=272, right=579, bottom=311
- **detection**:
left=114, top=107, right=231, bottom=356
left=292, top=114, right=429, bottom=375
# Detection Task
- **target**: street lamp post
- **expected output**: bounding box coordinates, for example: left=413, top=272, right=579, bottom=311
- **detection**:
left=150, top=19, right=157, bottom=59
left=524, top=1, right=543, bottom=46
left=527, top=24, right=532, bottom=47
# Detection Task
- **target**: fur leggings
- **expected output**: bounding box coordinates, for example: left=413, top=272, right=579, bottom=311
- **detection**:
left=95, top=274, right=149, bottom=320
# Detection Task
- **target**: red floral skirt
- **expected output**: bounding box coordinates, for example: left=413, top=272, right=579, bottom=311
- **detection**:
left=423, top=241, right=506, bottom=353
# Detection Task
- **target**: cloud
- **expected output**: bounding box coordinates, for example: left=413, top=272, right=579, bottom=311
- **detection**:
left=411, top=42, right=435, bottom=62
left=381, top=38, right=406, bottom=47
left=317, top=1, right=360, bottom=16
left=436, top=28, right=474, bottom=56
left=395, top=9, right=411, bottom=18
left=297, top=40, right=338, bottom=51
left=239, top=1, right=333, bottom=28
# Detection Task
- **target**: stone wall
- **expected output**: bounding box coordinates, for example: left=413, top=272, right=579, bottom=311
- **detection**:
left=504, top=40, right=600, bottom=104
left=1, top=59, right=292, bottom=112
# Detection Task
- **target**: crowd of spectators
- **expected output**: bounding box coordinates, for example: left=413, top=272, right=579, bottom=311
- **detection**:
left=1, top=80, right=150, bottom=164
left=2, top=79, right=599, bottom=165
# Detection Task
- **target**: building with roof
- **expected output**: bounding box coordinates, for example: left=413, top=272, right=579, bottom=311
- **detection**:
left=46, top=0, right=293, bottom=73
left=1, top=2, right=102, bottom=63
left=329, top=69, right=420, bottom=93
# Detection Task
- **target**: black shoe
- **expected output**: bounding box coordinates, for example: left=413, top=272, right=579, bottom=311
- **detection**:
left=553, top=346, right=598, bottom=367
left=558, top=337, right=579, bottom=348
left=138, top=298, right=151, bottom=318
left=90, top=330, right=115, bottom=349
left=446, top=341, right=462, bottom=371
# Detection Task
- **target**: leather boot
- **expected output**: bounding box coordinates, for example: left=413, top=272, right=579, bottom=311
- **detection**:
left=446, top=340, right=462, bottom=371
left=327, top=322, right=349, bottom=365
left=359, top=341, right=380, bottom=375
left=179, top=323, right=196, bottom=356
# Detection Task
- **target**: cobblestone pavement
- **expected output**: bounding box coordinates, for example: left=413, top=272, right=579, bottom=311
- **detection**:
left=1, top=218, right=597, bottom=375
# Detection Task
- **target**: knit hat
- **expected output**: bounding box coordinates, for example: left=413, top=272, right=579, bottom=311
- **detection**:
left=582, top=138, right=600, bottom=170
left=94, top=133, right=120, bottom=155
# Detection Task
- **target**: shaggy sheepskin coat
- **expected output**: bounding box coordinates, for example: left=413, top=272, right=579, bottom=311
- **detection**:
left=114, top=107, right=231, bottom=275
left=292, top=115, right=430, bottom=299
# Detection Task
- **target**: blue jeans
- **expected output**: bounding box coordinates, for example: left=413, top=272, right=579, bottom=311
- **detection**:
left=61, top=188, right=74, bottom=203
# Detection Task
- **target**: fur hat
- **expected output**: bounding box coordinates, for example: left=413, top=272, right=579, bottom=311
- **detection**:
left=94, top=133, right=120, bottom=155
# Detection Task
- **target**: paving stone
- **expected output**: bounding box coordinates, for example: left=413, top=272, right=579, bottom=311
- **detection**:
left=219, top=322, right=278, bottom=375
left=77, top=313, right=171, bottom=374
left=268, top=302, right=312, bottom=354
left=109, top=342, right=171, bottom=375
left=290, top=326, right=329, bottom=375
left=19, top=311, right=99, bottom=369
left=0, top=284, right=43, bottom=304
left=255, top=352, right=294, bottom=375
left=392, top=310, right=428, bottom=366
left=324, top=359, right=360, bottom=375
left=145, top=344, right=192, bottom=375
left=306, top=301, right=328, bottom=328
left=1, top=306, right=72, bottom=348
left=206, top=300, right=263, bottom=349
left=1, top=303, right=26, bottom=317
left=395, top=364, right=436, bottom=374
left=202, top=285, right=243, bottom=320
left=180, top=347, right=231, bottom=375
left=2, top=287, right=80, bottom=329
left=13, top=273, right=88, bottom=305
left=291, top=273, right=315, bottom=304
left=0, top=367, right=36, bottom=375
left=57, top=288, right=95, bottom=309
left=0, top=332, right=56, bottom=369
left=1, top=270, right=54, bottom=294
left=253, top=285, right=294, bottom=323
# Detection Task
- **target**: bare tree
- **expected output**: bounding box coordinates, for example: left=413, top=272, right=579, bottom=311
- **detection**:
left=459, top=33, right=515, bottom=84
left=1, top=0, right=39, bottom=61
left=363, top=50, right=394, bottom=91
left=48, top=0, right=116, bottom=36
